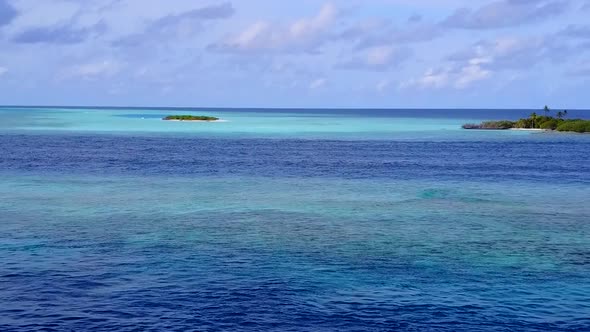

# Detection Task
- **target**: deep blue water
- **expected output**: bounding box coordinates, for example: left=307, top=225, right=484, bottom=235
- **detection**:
left=2, top=134, right=590, bottom=184
left=1, top=108, right=590, bottom=331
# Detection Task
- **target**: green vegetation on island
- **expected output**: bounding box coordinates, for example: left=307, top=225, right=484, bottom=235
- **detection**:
left=463, top=106, right=590, bottom=133
left=163, top=115, right=220, bottom=121
left=462, top=120, right=515, bottom=130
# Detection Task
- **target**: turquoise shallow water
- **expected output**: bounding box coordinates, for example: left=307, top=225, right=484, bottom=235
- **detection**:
left=0, top=107, right=589, bottom=331
left=1, top=106, right=581, bottom=139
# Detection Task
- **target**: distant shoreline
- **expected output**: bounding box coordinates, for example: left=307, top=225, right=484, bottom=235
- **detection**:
left=463, top=111, right=590, bottom=133
left=164, top=119, right=226, bottom=123
left=163, top=115, right=221, bottom=122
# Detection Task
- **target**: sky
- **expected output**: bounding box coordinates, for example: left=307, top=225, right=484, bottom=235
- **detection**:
left=1, top=0, right=590, bottom=109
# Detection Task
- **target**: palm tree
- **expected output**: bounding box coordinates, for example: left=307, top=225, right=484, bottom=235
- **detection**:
left=544, top=105, right=550, bottom=116
left=556, top=111, right=563, bottom=119
left=563, top=110, right=568, bottom=118
left=530, top=112, right=538, bottom=128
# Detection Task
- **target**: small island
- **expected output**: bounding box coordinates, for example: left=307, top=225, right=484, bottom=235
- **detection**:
left=463, top=106, right=590, bottom=133
left=163, top=115, right=220, bottom=122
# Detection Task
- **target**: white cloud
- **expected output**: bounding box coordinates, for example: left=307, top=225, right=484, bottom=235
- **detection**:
left=443, top=0, right=569, bottom=29
left=338, top=45, right=409, bottom=71
left=211, top=3, right=337, bottom=53
left=492, top=38, right=521, bottom=55
left=290, top=3, right=335, bottom=38
left=344, top=19, right=443, bottom=49
left=366, top=46, right=397, bottom=66
left=309, top=77, right=327, bottom=90
left=449, top=36, right=557, bottom=71
left=230, top=21, right=269, bottom=48
left=401, top=68, right=450, bottom=90
left=401, top=35, right=545, bottom=90
left=0, top=66, right=7, bottom=76
left=376, top=79, right=391, bottom=93
left=60, top=60, right=122, bottom=81
left=114, top=2, right=234, bottom=47
left=401, top=59, right=492, bottom=90
left=74, top=61, right=120, bottom=77
left=455, top=63, right=492, bottom=89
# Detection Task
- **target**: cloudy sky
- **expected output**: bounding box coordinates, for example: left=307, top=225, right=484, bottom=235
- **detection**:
left=1, top=0, right=589, bottom=108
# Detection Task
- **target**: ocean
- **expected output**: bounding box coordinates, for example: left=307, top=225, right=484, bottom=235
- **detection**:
left=1, top=107, right=589, bottom=331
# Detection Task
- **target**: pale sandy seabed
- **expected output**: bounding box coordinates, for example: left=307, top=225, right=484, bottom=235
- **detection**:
left=509, top=128, right=548, bottom=131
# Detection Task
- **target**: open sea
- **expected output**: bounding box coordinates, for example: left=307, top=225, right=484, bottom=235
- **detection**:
left=1, top=107, right=589, bottom=331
